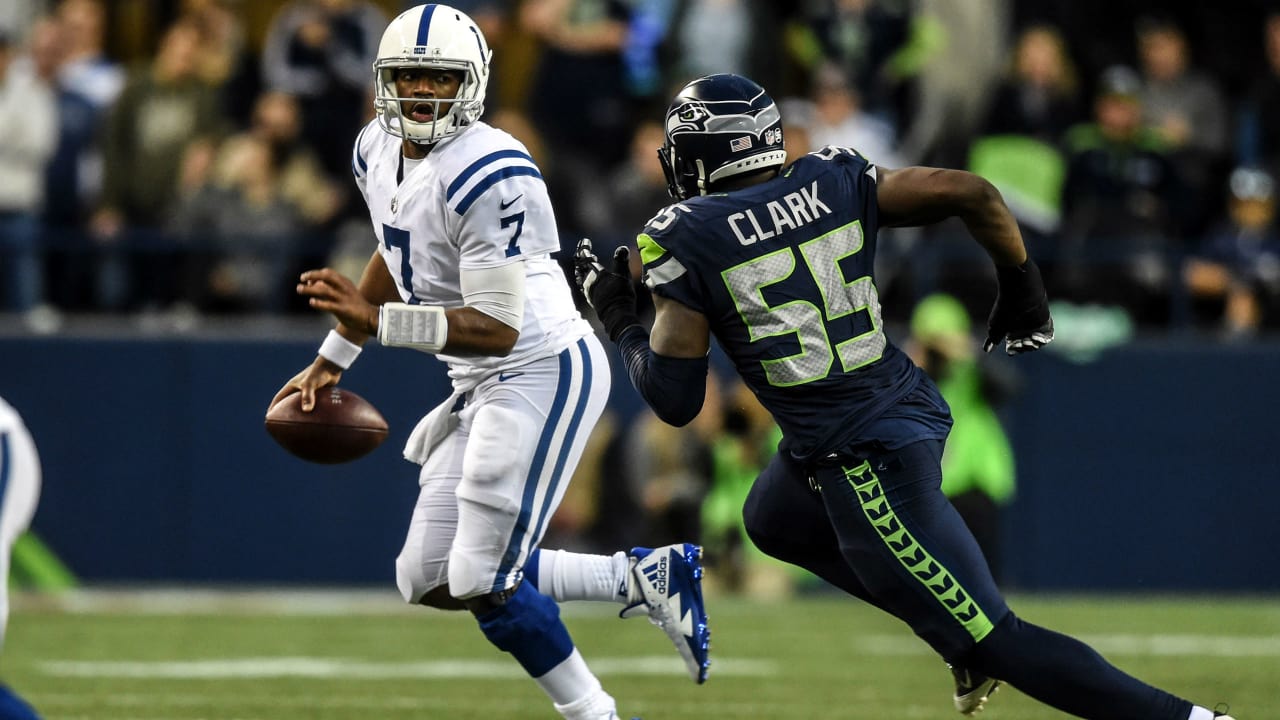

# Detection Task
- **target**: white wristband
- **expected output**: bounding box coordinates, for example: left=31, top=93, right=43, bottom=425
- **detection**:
left=317, top=330, right=362, bottom=370
left=378, top=302, right=449, bottom=354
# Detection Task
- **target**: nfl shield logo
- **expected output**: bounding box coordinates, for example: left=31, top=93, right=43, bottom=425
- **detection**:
left=730, top=136, right=752, bottom=152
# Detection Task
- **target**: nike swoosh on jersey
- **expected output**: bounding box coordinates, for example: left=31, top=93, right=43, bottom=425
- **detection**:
left=498, top=371, right=524, bottom=381
left=499, top=194, right=524, bottom=210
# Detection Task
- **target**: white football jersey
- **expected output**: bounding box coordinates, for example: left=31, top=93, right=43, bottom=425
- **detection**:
left=352, top=120, right=592, bottom=388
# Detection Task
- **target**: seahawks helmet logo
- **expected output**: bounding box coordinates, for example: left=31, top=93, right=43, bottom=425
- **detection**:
left=668, top=102, right=711, bottom=134
left=666, top=101, right=781, bottom=139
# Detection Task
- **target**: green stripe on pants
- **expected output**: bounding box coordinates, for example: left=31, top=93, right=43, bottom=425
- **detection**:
left=845, top=461, right=995, bottom=642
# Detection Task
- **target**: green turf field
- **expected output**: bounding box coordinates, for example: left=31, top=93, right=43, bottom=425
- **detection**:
left=8, top=591, right=1277, bottom=719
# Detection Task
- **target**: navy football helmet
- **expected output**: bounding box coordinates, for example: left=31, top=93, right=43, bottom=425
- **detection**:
left=658, top=74, right=787, bottom=200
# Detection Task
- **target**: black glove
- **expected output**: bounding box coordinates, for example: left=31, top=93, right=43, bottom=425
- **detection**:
left=985, top=259, right=1054, bottom=355
left=574, top=238, right=641, bottom=341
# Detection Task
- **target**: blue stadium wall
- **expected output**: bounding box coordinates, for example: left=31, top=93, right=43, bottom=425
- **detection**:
left=1, top=332, right=1277, bottom=592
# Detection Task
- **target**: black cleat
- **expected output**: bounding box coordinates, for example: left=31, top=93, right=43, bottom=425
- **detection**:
left=949, top=664, right=1000, bottom=715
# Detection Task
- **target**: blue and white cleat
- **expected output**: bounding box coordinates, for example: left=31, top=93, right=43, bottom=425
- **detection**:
left=624, top=543, right=711, bottom=684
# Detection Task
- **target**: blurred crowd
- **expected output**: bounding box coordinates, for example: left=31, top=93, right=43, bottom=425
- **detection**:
left=2, top=0, right=1280, bottom=340
left=5, top=0, right=1276, bottom=594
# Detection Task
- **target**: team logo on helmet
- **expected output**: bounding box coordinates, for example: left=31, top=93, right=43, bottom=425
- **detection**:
left=668, top=102, right=711, bottom=134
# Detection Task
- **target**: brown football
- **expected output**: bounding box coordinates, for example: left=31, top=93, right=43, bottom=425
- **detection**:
left=265, top=387, right=389, bottom=464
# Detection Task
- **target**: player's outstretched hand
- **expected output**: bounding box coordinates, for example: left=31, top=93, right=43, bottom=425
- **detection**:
left=985, top=259, right=1054, bottom=355
left=574, top=238, right=640, bottom=341
left=298, top=268, right=378, bottom=337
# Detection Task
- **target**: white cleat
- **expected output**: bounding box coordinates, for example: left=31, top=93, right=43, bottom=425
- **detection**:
left=624, top=543, right=711, bottom=684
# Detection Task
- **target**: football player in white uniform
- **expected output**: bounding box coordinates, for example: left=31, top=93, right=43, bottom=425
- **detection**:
left=0, top=397, right=43, bottom=719
left=269, top=5, right=709, bottom=719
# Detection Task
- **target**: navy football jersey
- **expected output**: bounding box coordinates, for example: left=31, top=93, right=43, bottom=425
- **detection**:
left=638, top=147, right=950, bottom=460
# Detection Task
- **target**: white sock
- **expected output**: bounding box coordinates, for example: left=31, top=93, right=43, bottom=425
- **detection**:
left=536, top=648, right=606, bottom=707
left=555, top=690, right=617, bottom=720
left=543, top=653, right=616, bottom=719
left=533, top=549, right=631, bottom=604
left=554, top=688, right=617, bottom=720
left=1187, top=707, right=1216, bottom=720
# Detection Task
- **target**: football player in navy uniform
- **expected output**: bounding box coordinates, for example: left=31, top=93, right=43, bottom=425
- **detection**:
left=575, top=73, right=1236, bottom=720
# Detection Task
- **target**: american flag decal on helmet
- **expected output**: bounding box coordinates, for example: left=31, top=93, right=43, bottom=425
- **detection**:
left=729, top=136, right=753, bottom=152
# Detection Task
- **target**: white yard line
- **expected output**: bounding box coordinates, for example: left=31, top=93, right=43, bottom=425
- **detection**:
left=16, top=588, right=632, bottom=617
left=39, top=656, right=778, bottom=680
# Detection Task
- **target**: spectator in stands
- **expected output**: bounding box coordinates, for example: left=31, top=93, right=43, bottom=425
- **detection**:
left=519, top=0, right=638, bottom=242
left=980, top=23, right=1082, bottom=144
left=33, top=1, right=122, bottom=312
left=786, top=0, right=913, bottom=120
left=970, top=23, right=1079, bottom=282
left=261, top=0, right=385, bottom=178
left=0, top=28, right=57, bottom=315
left=1135, top=14, right=1230, bottom=237
left=896, top=0, right=1010, bottom=168
left=675, top=0, right=785, bottom=90
left=28, top=15, right=99, bottom=313
left=181, top=0, right=257, bottom=125
left=521, top=0, right=630, bottom=162
left=192, top=90, right=342, bottom=312
left=91, top=20, right=227, bottom=311
left=213, top=90, right=342, bottom=230
left=701, top=378, right=791, bottom=597
left=621, top=374, right=721, bottom=545
left=779, top=98, right=815, bottom=165
left=569, top=119, right=670, bottom=325
left=171, top=136, right=304, bottom=313
left=573, top=119, right=670, bottom=261
left=905, top=293, right=1019, bottom=583
left=1243, top=9, right=1280, bottom=177
left=1183, top=166, right=1280, bottom=338
left=1058, top=65, right=1183, bottom=326
left=54, top=0, right=123, bottom=113
left=806, top=61, right=904, bottom=168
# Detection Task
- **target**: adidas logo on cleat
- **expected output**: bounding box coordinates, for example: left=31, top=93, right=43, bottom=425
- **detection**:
left=644, top=555, right=669, bottom=595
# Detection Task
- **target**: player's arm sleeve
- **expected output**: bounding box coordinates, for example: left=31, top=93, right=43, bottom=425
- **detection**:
left=620, top=229, right=710, bottom=426
left=615, top=325, right=708, bottom=427
left=460, top=262, right=525, bottom=331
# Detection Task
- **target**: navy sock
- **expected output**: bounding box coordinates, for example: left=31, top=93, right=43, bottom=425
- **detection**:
left=965, top=612, right=1192, bottom=720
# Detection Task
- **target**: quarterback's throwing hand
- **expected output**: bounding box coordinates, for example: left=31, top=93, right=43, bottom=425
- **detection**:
left=298, top=268, right=378, bottom=337
left=985, top=260, right=1055, bottom=355
left=573, top=238, right=640, bottom=341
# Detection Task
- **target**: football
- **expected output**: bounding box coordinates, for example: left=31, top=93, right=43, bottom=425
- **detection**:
left=265, top=387, right=389, bottom=464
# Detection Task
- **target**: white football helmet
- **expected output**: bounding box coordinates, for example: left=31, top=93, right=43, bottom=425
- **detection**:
left=373, top=4, right=491, bottom=144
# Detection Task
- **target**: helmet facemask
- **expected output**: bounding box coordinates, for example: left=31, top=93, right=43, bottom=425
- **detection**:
left=374, top=58, right=482, bottom=144
left=658, top=142, right=700, bottom=201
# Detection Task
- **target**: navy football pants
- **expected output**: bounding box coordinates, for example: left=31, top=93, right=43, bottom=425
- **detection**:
left=743, top=439, right=1192, bottom=720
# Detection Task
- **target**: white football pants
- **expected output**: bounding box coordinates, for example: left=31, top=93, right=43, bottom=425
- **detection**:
left=395, top=335, right=611, bottom=602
